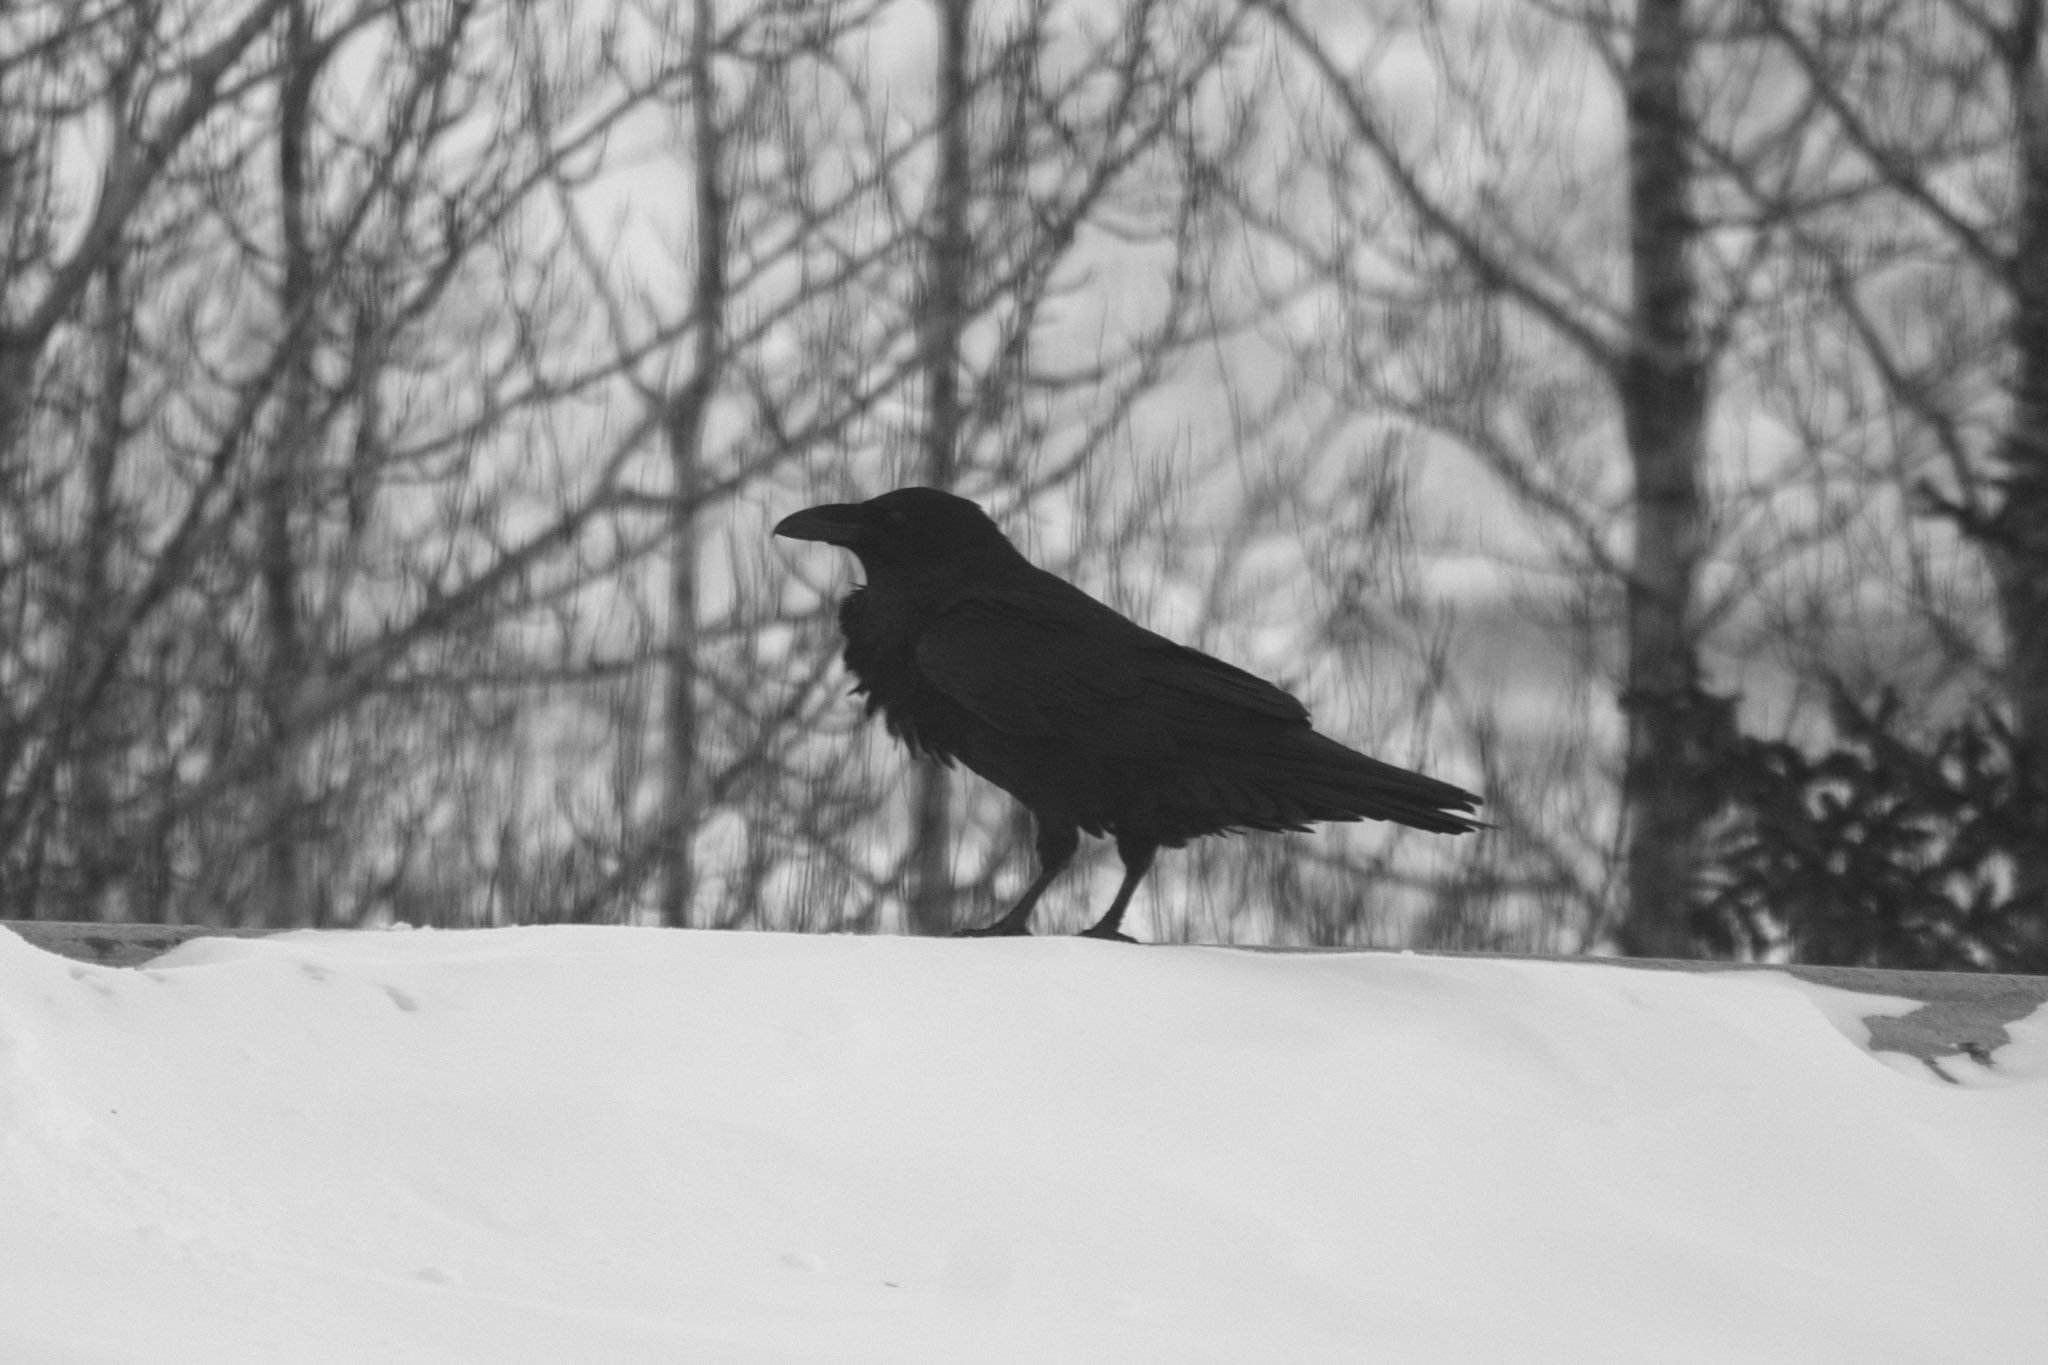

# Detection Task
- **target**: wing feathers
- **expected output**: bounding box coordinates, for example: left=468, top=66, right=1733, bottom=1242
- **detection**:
left=904, top=584, right=1479, bottom=837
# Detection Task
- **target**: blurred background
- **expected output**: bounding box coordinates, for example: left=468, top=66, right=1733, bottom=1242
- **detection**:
left=2, top=0, right=2042, bottom=969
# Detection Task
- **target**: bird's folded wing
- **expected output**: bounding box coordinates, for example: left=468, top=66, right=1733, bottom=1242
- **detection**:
left=914, top=595, right=1142, bottom=740
left=1142, top=641, right=1311, bottom=725
left=914, top=589, right=1309, bottom=754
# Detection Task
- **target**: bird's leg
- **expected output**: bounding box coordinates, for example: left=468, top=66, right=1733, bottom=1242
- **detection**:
left=954, top=820, right=1079, bottom=937
left=1078, top=838, right=1155, bottom=943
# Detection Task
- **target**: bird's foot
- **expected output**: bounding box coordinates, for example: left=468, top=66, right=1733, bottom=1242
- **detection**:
left=952, top=920, right=1032, bottom=938
left=1075, top=925, right=1138, bottom=944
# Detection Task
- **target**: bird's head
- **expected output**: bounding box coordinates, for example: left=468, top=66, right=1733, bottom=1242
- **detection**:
left=774, top=487, right=1025, bottom=584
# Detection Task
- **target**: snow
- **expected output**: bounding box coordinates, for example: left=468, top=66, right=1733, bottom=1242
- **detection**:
left=1, top=925, right=2044, bottom=1364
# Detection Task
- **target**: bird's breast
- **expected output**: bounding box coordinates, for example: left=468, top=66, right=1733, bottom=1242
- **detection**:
left=838, top=592, right=967, bottom=761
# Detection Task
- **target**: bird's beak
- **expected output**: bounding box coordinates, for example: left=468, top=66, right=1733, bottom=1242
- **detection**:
left=773, top=503, right=876, bottom=548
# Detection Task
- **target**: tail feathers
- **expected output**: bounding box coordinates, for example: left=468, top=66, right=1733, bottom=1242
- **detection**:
left=1289, top=731, right=1484, bottom=832
left=1163, top=728, right=1483, bottom=838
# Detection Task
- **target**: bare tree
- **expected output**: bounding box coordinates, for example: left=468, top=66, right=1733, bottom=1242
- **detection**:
left=1225, top=0, right=1942, bottom=953
left=0, top=0, right=1311, bottom=941
left=633, top=0, right=1260, bottom=938
left=868, top=0, right=1257, bottom=936
left=653, top=0, right=731, bottom=928
left=898, top=0, right=978, bottom=936
left=1729, top=0, right=2048, bottom=957
left=1236, top=1, right=1706, bottom=950
left=1612, top=0, right=1715, bottom=956
left=257, top=0, right=323, bottom=926
left=0, top=1, right=707, bottom=925
left=1, top=0, right=300, bottom=919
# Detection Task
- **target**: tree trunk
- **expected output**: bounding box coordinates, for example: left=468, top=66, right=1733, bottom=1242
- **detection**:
left=1616, top=0, right=1712, bottom=958
left=904, top=0, right=975, bottom=936
left=659, top=0, right=730, bottom=929
left=67, top=261, right=134, bottom=920
left=1991, top=1, right=2048, bottom=955
left=257, top=0, right=321, bottom=928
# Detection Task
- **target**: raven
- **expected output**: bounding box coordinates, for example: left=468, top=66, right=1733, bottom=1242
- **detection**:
left=775, top=487, right=1482, bottom=941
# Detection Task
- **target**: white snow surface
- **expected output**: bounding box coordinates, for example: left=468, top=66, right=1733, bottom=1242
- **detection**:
left=1, top=924, right=2044, bottom=1364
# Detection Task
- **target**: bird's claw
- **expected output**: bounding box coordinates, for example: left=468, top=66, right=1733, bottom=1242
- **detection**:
left=1075, top=926, right=1137, bottom=944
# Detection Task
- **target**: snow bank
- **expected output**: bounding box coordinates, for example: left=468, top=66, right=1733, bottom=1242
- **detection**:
left=1, top=925, right=2042, bottom=1363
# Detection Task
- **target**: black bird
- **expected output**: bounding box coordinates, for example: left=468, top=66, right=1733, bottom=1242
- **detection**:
left=774, top=487, right=1483, bottom=941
